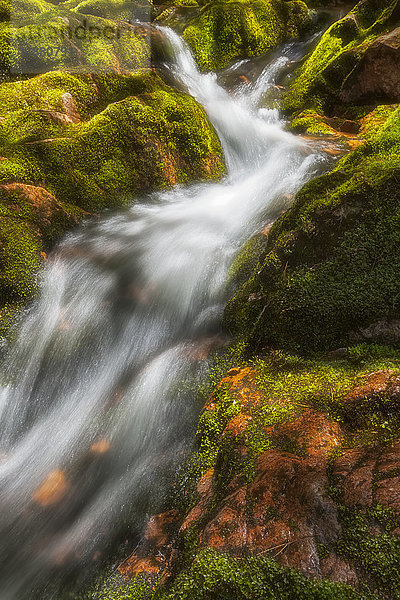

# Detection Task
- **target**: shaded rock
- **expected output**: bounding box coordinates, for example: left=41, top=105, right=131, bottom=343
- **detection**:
left=118, top=509, right=180, bottom=579
left=350, top=318, right=400, bottom=344
left=341, top=27, right=400, bottom=104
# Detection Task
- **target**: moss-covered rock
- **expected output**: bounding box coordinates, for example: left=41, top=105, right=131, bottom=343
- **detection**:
left=94, top=347, right=400, bottom=600
left=0, top=72, right=225, bottom=210
left=64, top=0, right=151, bottom=22
left=157, top=0, right=311, bottom=72
left=283, top=0, right=400, bottom=120
left=0, top=67, right=225, bottom=334
left=0, top=182, right=84, bottom=331
left=224, top=102, right=400, bottom=352
left=0, top=3, right=151, bottom=77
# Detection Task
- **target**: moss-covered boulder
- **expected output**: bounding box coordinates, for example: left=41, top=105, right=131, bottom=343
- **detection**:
left=224, top=103, right=400, bottom=352
left=63, top=0, right=151, bottom=22
left=0, top=1, right=152, bottom=77
left=0, top=70, right=225, bottom=210
left=0, top=68, right=225, bottom=334
left=0, top=181, right=85, bottom=336
left=283, top=0, right=400, bottom=124
left=156, top=0, right=311, bottom=72
left=96, top=346, right=400, bottom=600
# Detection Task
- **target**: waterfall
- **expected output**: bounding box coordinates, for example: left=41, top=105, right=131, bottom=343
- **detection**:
left=0, top=29, right=327, bottom=598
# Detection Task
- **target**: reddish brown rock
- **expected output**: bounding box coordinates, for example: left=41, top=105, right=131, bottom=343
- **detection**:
left=0, top=183, right=86, bottom=242
left=320, top=554, right=359, bottom=586
left=118, top=509, right=180, bottom=579
left=197, top=450, right=341, bottom=577
left=205, top=367, right=263, bottom=414
left=181, top=469, right=214, bottom=532
left=341, top=28, right=400, bottom=104
left=339, top=370, right=400, bottom=427
left=33, top=470, right=69, bottom=507
left=272, top=409, right=341, bottom=461
left=375, top=476, right=400, bottom=513
left=331, top=440, right=400, bottom=517
left=118, top=368, right=400, bottom=588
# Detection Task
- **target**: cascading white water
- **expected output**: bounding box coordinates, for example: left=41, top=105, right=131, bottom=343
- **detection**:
left=0, top=29, right=328, bottom=598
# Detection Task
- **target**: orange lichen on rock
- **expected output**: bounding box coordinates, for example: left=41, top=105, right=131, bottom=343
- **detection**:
left=118, top=509, right=180, bottom=579
left=33, top=469, right=69, bottom=507
left=205, top=367, right=262, bottom=413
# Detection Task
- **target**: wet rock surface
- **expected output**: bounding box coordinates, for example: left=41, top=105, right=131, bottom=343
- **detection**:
left=118, top=363, right=400, bottom=595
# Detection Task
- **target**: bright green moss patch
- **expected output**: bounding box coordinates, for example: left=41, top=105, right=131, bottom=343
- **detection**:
left=359, top=104, right=399, bottom=139
left=97, top=547, right=377, bottom=600
left=0, top=69, right=168, bottom=122
left=290, top=109, right=338, bottom=135
left=66, top=0, right=151, bottom=21
left=0, top=215, right=41, bottom=302
left=0, top=4, right=151, bottom=75
left=0, top=85, right=225, bottom=210
left=0, top=0, right=55, bottom=22
left=159, top=0, right=311, bottom=71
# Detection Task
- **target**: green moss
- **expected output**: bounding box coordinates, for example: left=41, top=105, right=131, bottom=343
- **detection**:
left=359, top=104, right=399, bottom=139
left=0, top=108, right=70, bottom=146
left=290, top=109, right=338, bottom=135
left=65, top=0, right=151, bottom=21
left=283, top=0, right=400, bottom=118
left=97, top=547, right=377, bottom=600
left=159, top=0, right=311, bottom=72
left=227, top=233, right=266, bottom=287
left=225, top=102, right=400, bottom=352
left=0, top=74, right=225, bottom=210
left=0, top=0, right=55, bottom=22
left=0, top=215, right=41, bottom=303
left=333, top=506, right=400, bottom=598
left=0, top=4, right=151, bottom=75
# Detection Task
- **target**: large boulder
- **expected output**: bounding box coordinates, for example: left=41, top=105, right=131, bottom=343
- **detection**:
left=156, top=0, right=311, bottom=72
left=0, top=68, right=225, bottom=334
left=110, top=354, right=400, bottom=599
left=340, top=27, right=400, bottom=104
left=283, top=0, right=400, bottom=120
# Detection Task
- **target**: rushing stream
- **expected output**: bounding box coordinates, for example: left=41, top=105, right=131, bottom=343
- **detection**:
left=0, top=29, right=329, bottom=599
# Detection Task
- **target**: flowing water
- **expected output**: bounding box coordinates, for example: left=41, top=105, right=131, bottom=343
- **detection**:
left=0, top=29, right=329, bottom=599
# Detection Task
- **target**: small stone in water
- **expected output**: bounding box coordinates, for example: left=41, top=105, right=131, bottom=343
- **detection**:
left=90, top=439, right=111, bottom=455
left=33, top=470, right=68, bottom=507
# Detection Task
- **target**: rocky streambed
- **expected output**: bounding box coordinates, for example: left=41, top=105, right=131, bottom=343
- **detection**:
left=1, top=1, right=400, bottom=600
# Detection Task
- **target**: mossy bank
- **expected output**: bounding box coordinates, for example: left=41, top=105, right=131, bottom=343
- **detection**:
left=0, top=67, right=225, bottom=337
left=225, top=0, right=400, bottom=352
